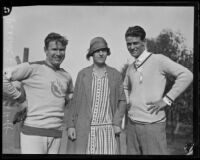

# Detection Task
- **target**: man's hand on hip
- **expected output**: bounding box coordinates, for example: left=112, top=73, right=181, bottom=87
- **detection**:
left=146, top=99, right=168, bottom=115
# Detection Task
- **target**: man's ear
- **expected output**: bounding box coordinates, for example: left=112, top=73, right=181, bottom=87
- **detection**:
left=44, top=47, right=47, bottom=55
left=142, top=39, right=146, bottom=47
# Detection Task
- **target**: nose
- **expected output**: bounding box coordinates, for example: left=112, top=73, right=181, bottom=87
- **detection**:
left=56, top=50, right=62, bottom=55
left=99, top=50, right=103, bottom=55
left=130, top=43, right=135, bottom=49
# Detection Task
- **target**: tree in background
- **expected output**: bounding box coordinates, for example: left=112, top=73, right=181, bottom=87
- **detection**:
left=121, top=29, right=193, bottom=138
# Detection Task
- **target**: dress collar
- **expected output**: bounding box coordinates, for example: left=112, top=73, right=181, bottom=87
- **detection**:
left=92, top=65, right=107, bottom=78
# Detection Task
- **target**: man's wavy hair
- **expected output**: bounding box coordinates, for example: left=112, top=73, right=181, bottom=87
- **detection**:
left=125, top=26, right=146, bottom=40
left=44, top=32, right=68, bottom=48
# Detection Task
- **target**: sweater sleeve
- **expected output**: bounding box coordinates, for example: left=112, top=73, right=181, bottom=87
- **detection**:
left=123, top=66, right=132, bottom=104
left=3, top=63, right=33, bottom=100
left=123, top=65, right=131, bottom=91
left=118, top=73, right=126, bottom=101
left=159, top=54, right=193, bottom=101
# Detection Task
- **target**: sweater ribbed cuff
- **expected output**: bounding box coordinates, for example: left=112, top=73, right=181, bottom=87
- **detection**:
left=163, top=95, right=173, bottom=106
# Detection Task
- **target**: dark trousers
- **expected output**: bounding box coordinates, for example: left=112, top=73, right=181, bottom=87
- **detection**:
left=126, top=118, right=168, bottom=155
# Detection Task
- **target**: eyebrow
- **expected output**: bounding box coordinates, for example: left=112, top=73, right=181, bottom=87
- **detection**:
left=52, top=48, right=65, bottom=50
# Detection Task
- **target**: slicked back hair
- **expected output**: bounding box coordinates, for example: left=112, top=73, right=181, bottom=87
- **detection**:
left=125, top=26, right=146, bottom=40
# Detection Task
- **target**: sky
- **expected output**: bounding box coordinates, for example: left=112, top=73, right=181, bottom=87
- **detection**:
left=3, top=6, right=194, bottom=82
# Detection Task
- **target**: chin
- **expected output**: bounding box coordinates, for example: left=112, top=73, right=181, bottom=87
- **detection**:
left=53, top=62, right=61, bottom=67
left=130, top=52, right=139, bottom=58
left=96, top=61, right=106, bottom=65
left=130, top=53, right=136, bottom=58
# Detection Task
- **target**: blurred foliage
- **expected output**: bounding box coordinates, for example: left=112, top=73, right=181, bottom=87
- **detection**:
left=121, top=28, right=193, bottom=126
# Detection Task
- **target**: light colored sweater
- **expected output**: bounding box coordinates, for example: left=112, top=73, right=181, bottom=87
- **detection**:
left=124, top=51, right=193, bottom=123
left=3, top=61, right=73, bottom=130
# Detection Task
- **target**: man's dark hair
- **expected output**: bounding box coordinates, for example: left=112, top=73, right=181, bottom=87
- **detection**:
left=125, top=26, right=146, bottom=40
left=44, top=32, right=68, bottom=48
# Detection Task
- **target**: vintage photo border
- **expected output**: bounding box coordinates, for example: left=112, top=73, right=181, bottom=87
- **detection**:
left=1, top=0, right=199, bottom=159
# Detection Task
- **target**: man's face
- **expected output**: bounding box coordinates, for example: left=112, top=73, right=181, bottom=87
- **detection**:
left=125, top=36, right=145, bottom=59
left=92, top=48, right=108, bottom=65
left=45, top=41, right=66, bottom=68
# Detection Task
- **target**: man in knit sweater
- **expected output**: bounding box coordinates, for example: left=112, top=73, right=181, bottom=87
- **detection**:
left=123, top=26, right=193, bottom=155
left=3, top=33, right=73, bottom=154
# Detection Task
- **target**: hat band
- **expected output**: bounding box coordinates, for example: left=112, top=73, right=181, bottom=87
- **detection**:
left=89, top=42, right=108, bottom=54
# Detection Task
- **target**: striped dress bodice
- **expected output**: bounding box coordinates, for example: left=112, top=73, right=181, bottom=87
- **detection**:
left=86, top=72, right=117, bottom=154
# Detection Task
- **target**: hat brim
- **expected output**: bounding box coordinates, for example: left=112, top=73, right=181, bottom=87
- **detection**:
left=88, top=47, right=110, bottom=55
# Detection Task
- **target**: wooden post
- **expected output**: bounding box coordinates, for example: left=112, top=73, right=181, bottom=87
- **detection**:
left=23, top=48, right=29, bottom=63
left=14, top=48, right=29, bottom=149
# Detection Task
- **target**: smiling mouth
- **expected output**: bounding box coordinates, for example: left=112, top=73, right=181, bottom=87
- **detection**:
left=99, top=58, right=106, bottom=61
left=130, top=50, right=138, bottom=54
left=54, top=58, right=63, bottom=62
left=54, top=56, right=62, bottom=59
left=98, top=56, right=105, bottom=59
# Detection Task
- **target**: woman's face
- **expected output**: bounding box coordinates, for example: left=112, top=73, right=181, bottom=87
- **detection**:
left=92, top=48, right=108, bottom=65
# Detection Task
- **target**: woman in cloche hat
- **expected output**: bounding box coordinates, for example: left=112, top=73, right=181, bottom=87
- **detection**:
left=66, top=37, right=127, bottom=154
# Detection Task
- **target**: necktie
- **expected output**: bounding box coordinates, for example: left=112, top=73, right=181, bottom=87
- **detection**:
left=134, top=59, right=140, bottom=70
left=134, top=60, right=143, bottom=84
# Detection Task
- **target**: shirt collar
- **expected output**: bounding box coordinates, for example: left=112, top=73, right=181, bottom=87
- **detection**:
left=44, top=60, right=61, bottom=71
left=136, top=50, right=151, bottom=63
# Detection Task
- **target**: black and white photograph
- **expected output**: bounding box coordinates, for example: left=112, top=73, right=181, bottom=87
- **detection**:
left=2, top=2, right=199, bottom=157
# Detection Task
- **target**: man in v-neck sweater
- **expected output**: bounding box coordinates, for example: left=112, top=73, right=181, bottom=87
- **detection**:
left=3, top=33, right=73, bottom=154
left=123, top=26, right=193, bottom=155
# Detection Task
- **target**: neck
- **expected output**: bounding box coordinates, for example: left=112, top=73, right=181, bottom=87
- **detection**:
left=136, top=48, right=146, bottom=59
left=93, top=63, right=106, bottom=70
left=93, top=63, right=106, bottom=75
left=142, top=47, right=146, bottom=54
